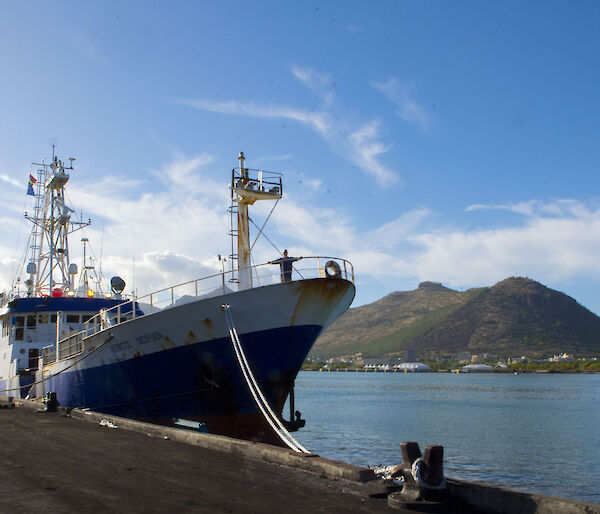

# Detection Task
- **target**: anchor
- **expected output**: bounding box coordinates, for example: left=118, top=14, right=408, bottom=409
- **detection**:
left=282, top=385, right=306, bottom=432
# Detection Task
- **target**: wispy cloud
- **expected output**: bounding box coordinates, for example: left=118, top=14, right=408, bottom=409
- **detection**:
left=348, top=199, right=600, bottom=297
left=0, top=174, right=21, bottom=188
left=179, top=99, right=332, bottom=135
left=178, top=66, right=398, bottom=186
left=372, top=78, right=432, bottom=133
left=466, top=199, right=597, bottom=219
left=4, top=151, right=600, bottom=314
left=348, top=121, right=397, bottom=184
left=291, top=65, right=335, bottom=106
left=297, top=173, right=323, bottom=192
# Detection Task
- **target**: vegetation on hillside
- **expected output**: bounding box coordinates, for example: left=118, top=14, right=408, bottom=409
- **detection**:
left=312, top=277, right=600, bottom=359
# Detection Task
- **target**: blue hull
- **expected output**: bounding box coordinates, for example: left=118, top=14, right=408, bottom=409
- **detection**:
left=44, top=324, right=321, bottom=441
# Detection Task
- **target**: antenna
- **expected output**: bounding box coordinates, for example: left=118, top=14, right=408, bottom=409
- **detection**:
left=49, top=138, right=57, bottom=160
left=132, top=233, right=136, bottom=297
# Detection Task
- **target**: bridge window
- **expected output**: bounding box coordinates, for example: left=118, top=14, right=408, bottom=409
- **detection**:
left=27, top=315, right=37, bottom=329
left=66, top=314, right=80, bottom=323
left=38, top=314, right=49, bottom=324
left=12, top=316, right=24, bottom=340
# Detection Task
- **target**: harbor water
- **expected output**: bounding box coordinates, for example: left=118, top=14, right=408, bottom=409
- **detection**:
left=291, top=371, right=600, bottom=503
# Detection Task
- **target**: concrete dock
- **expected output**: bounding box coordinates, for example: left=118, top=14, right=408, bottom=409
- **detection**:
left=1, top=397, right=598, bottom=513
left=0, top=400, right=410, bottom=513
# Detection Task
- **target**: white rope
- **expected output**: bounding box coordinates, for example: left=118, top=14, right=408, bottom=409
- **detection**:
left=224, top=305, right=308, bottom=453
left=411, top=458, right=446, bottom=490
left=222, top=304, right=309, bottom=454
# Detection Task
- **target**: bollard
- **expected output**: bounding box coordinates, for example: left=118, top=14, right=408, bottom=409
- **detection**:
left=389, top=442, right=447, bottom=506
left=45, top=392, right=58, bottom=413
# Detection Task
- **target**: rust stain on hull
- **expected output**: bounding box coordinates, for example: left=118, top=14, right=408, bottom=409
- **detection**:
left=290, top=278, right=354, bottom=327
left=202, top=318, right=217, bottom=340
left=163, top=336, right=177, bottom=348
left=185, top=330, right=198, bottom=345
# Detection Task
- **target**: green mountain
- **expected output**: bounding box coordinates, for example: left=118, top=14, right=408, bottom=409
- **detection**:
left=312, top=277, right=600, bottom=359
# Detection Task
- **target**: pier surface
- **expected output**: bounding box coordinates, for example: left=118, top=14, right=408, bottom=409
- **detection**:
left=0, top=403, right=402, bottom=513
left=3, top=399, right=596, bottom=514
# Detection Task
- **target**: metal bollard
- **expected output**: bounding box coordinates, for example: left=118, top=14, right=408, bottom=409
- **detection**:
left=45, top=391, right=58, bottom=413
left=392, top=442, right=446, bottom=503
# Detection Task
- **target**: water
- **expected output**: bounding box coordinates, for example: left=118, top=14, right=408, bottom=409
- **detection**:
left=290, top=371, right=600, bottom=504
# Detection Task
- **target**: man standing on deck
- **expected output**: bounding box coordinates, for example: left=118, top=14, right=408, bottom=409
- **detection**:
left=269, top=249, right=301, bottom=282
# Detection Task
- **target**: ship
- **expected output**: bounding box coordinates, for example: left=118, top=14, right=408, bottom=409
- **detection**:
left=0, top=150, right=355, bottom=449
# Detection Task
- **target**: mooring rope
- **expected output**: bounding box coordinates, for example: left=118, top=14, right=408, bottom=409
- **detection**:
left=222, top=304, right=310, bottom=454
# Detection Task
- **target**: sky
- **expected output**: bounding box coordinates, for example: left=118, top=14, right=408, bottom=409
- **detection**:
left=1, top=1, right=600, bottom=313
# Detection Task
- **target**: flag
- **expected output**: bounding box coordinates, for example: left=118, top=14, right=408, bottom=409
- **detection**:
left=27, top=174, right=37, bottom=196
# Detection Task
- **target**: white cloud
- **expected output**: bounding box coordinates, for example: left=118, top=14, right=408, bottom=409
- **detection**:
left=178, top=66, right=398, bottom=186
left=1, top=152, right=366, bottom=298
left=348, top=121, right=397, bottom=185
left=365, top=208, right=432, bottom=251
left=29, top=153, right=232, bottom=295
left=348, top=200, right=600, bottom=294
left=466, top=199, right=597, bottom=219
left=179, top=99, right=332, bottom=135
left=372, top=78, right=432, bottom=133
left=6, top=145, right=600, bottom=315
left=0, top=174, right=21, bottom=188
left=291, top=66, right=335, bottom=106
left=299, top=176, right=323, bottom=192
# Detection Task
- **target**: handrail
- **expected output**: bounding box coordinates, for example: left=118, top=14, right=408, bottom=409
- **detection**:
left=42, top=256, right=354, bottom=364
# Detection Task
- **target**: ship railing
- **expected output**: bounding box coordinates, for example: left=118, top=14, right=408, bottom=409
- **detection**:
left=45, top=256, right=353, bottom=363
left=42, top=345, right=56, bottom=365
left=57, top=331, right=84, bottom=360
left=136, top=256, right=353, bottom=310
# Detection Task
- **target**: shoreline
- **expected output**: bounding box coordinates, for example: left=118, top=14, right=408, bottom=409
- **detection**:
left=302, top=366, right=600, bottom=374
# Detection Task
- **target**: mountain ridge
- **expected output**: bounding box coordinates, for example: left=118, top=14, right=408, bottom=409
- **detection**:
left=312, top=277, right=600, bottom=359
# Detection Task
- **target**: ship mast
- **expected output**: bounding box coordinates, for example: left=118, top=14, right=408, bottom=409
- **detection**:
left=25, top=148, right=90, bottom=297
left=231, top=153, right=282, bottom=291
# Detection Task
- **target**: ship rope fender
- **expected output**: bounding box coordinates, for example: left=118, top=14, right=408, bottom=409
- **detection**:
left=411, top=458, right=446, bottom=490
left=0, top=332, right=115, bottom=395
left=222, top=304, right=310, bottom=454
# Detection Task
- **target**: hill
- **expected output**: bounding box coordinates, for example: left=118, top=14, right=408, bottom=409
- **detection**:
left=312, top=277, right=600, bottom=359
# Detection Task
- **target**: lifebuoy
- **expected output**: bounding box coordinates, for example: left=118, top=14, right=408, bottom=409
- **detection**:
left=324, top=260, right=342, bottom=279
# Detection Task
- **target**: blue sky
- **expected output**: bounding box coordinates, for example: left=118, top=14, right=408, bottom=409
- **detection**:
left=2, top=1, right=600, bottom=313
